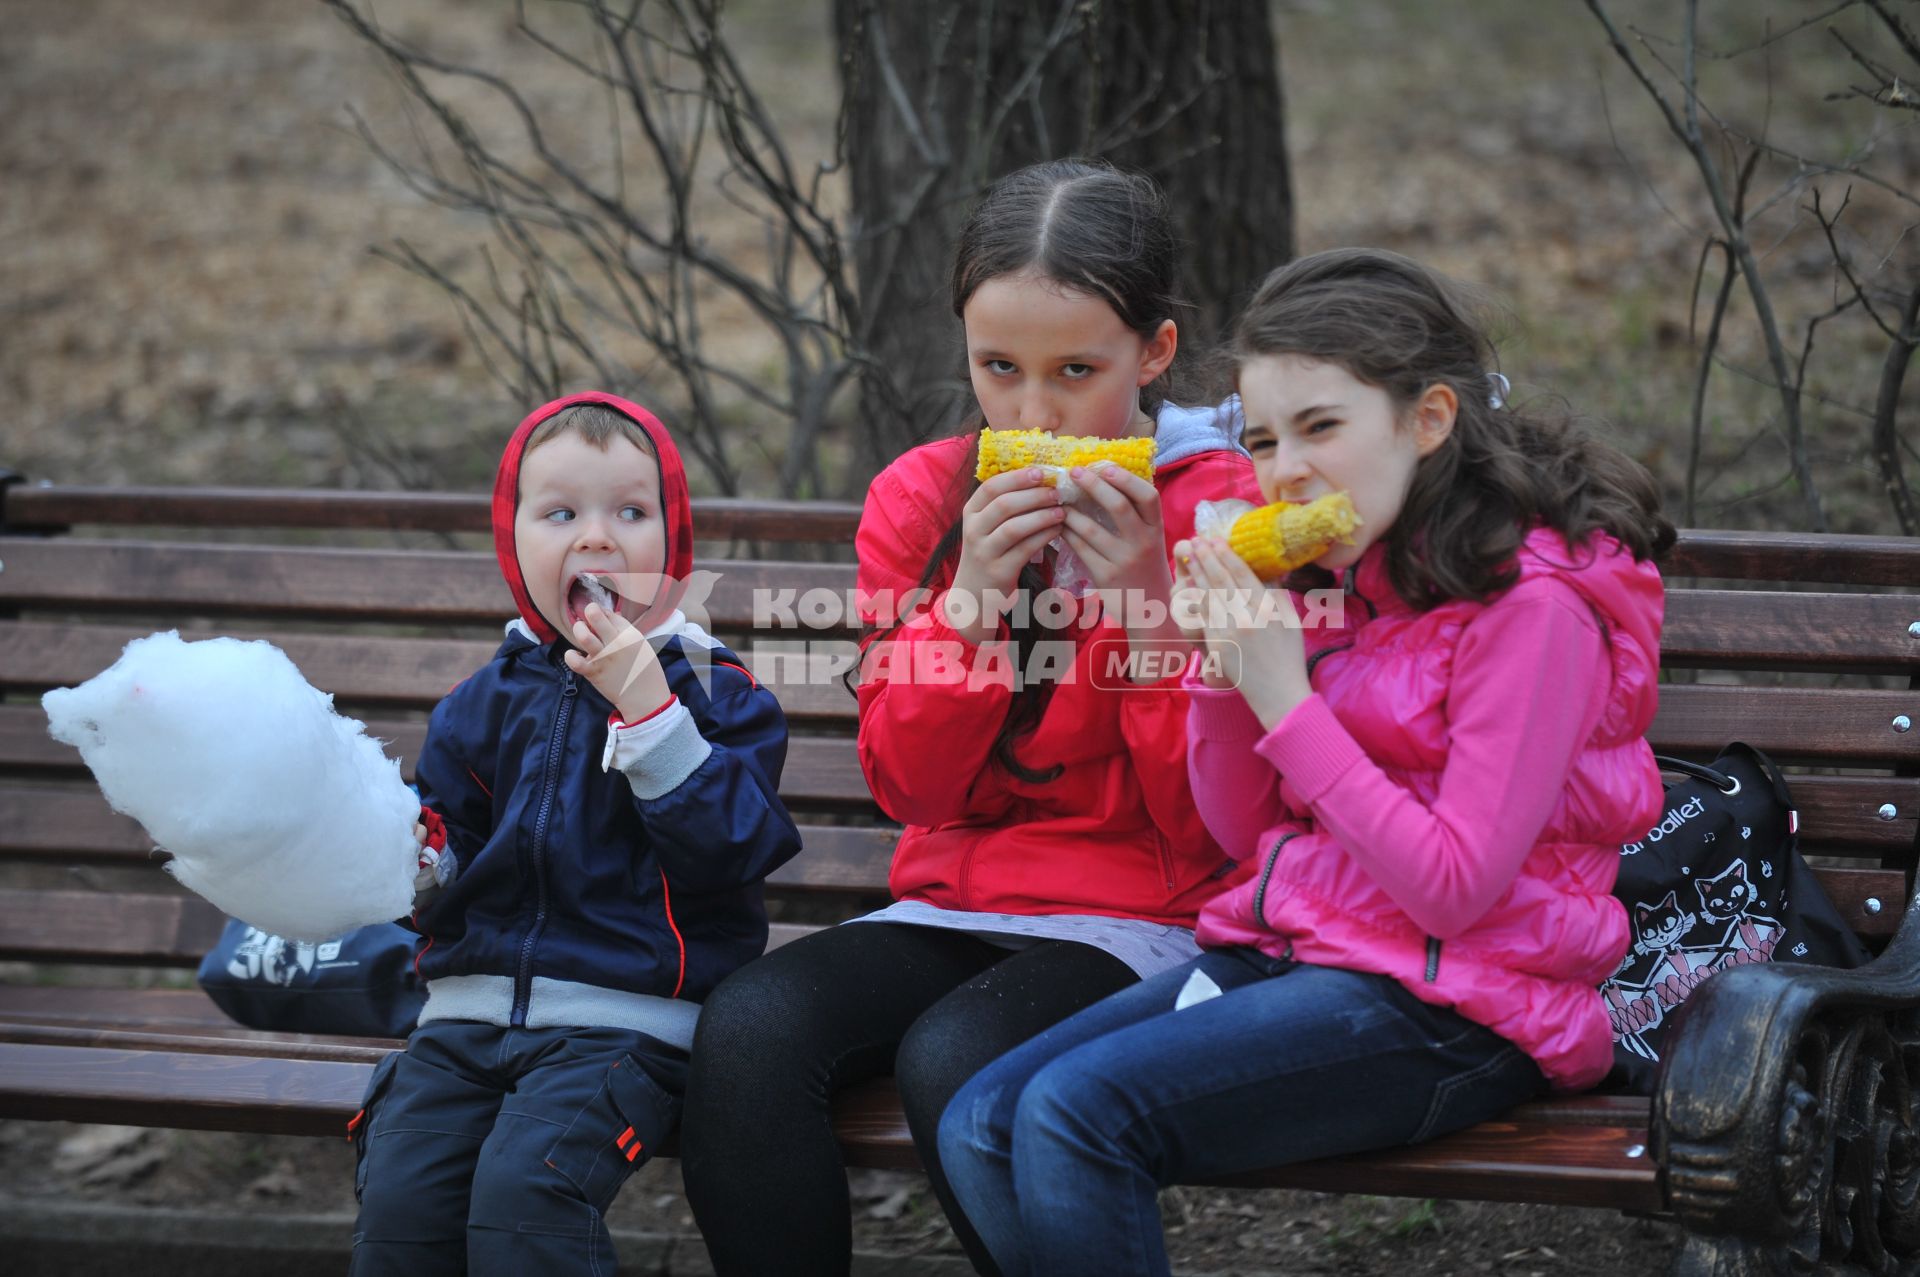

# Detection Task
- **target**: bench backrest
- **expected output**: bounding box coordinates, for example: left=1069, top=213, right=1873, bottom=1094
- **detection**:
left=1, top=481, right=1916, bottom=975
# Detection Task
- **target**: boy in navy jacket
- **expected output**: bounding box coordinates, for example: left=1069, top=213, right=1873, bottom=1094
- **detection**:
left=349, top=392, right=801, bottom=1277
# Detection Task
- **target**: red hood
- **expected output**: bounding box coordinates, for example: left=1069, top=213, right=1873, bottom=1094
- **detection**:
left=491, top=391, right=696, bottom=645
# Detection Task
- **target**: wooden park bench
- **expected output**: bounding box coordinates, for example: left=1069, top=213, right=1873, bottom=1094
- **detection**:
left=0, top=470, right=1915, bottom=1273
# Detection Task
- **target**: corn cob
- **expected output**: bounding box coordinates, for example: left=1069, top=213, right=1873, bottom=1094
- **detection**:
left=975, top=428, right=1157, bottom=485
left=1225, top=493, right=1364, bottom=578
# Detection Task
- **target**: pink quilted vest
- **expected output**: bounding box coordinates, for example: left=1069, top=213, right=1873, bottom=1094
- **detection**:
left=1194, top=528, right=1665, bottom=1090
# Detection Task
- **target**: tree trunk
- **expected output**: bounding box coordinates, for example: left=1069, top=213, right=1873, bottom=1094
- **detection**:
left=833, top=0, right=1293, bottom=485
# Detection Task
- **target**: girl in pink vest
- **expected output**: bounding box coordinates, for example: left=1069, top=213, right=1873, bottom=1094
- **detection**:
left=938, top=248, right=1674, bottom=1277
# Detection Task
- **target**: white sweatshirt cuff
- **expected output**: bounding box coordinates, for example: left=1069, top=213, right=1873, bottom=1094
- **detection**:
left=602, top=701, right=713, bottom=799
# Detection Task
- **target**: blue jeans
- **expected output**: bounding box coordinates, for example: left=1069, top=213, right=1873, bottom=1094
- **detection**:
left=937, top=949, right=1544, bottom=1277
left=349, top=1022, right=685, bottom=1277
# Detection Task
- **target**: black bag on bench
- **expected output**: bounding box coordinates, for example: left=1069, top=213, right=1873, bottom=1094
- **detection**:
left=1600, top=742, right=1871, bottom=1094
left=196, top=918, right=426, bottom=1039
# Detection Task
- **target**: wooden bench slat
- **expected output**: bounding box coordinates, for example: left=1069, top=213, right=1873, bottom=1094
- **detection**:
left=4, top=858, right=1898, bottom=975
left=0, top=620, right=860, bottom=721
left=0, top=1022, right=401, bottom=1063
left=0, top=704, right=867, bottom=804
left=6, top=539, right=1915, bottom=671
left=1215, top=1118, right=1662, bottom=1211
left=828, top=1078, right=1662, bottom=1209
left=11, top=686, right=1920, bottom=781
left=10, top=487, right=1917, bottom=585
left=0, top=985, right=247, bottom=1031
left=0, top=799, right=1892, bottom=927
left=0, top=783, right=902, bottom=891
left=1814, top=867, right=1909, bottom=937
left=1660, top=529, right=1920, bottom=586
left=0, top=620, right=501, bottom=706
left=0, top=1042, right=378, bottom=1135
left=4, top=486, right=865, bottom=542
left=8, top=683, right=1918, bottom=818
left=0, top=1037, right=1660, bottom=1211
left=0, top=889, right=829, bottom=966
left=1660, top=591, right=1920, bottom=671
left=6, top=761, right=1906, bottom=893
left=1650, top=685, right=1920, bottom=765
left=13, top=625, right=1920, bottom=736
left=0, top=889, right=228, bottom=964
left=0, top=540, right=852, bottom=632
left=766, top=825, right=898, bottom=892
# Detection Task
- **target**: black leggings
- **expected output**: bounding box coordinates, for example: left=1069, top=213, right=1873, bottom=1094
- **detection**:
left=679, top=922, right=1137, bottom=1276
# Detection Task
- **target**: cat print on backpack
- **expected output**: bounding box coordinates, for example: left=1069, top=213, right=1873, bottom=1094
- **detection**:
left=1630, top=892, right=1694, bottom=957
left=1599, top=745, right=1868, bottom=1093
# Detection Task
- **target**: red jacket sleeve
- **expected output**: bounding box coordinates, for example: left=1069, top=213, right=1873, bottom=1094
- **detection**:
left=853, top=461, right=1015, bottom=828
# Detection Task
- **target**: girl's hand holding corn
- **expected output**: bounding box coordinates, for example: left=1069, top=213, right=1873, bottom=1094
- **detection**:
left=944, top=467, right=1066, bottom=645
left=1172, top=535, right=1311, bottom=728
left=1056, top=461, right=1192, bottom=679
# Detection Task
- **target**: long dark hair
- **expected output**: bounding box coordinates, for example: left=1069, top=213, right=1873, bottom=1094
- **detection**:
left=1231, top=248, right=1674, bottom=606
left=861, top=159, right=1184, bottom=784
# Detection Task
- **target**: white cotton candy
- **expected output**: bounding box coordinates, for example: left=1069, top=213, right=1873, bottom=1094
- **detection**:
left=580, top=573, right=616, bottom=612
left=42, top=631, right=420, bottom=942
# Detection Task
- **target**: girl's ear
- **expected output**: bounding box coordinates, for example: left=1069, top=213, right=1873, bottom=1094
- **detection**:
left=1411, top=381, right=1458, bottom=457
left=1136, top=318, right=1178, bottom=387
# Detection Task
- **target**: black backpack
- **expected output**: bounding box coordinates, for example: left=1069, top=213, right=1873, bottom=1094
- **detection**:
left=1599, top=742, right=1871, bottom=1094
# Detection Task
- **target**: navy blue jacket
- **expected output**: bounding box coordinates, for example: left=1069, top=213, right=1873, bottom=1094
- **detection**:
left=412, top=624, right=800, bottom=1013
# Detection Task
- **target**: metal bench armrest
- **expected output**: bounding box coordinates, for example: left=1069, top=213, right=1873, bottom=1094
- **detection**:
left=1655, top=892, right=1920, bottom=1271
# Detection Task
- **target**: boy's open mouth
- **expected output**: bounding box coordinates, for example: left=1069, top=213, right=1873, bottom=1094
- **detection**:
left=566, top=571, right=625, bottom=627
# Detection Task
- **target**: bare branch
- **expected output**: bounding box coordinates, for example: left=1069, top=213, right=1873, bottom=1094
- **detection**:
left=1866, top=0, right=1920, bottom=70
left=1686, top=240, right=1738, bottom=527
left=324, top=0, right=884, bottom=497
left=1592, top=56, right=1703, bottom=239
left=1827, top=24, right=1920, bottom=111
left=1678, top=0, right=1865, bottom=60
left=1869, top=277, right=1920, bottom=533
left=1586, top=0, right=1828, bottom=528
left=1807, top=185, right=1904, bottom=339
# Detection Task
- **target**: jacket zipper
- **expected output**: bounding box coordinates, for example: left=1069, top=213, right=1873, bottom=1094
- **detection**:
left=1425, top=936, right=1442, bottom=983
left=1303, top=566, right=1370, bottom=679
left=1252, top=833, right=1299, bottom=927
left=1306, top=643, right=1351, bottom=679
left=1343, top=565, right=1379, bottom=621
left=513, top=669, right=578, bottom=1025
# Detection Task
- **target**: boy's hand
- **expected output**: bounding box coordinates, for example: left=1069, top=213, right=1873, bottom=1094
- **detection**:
left=565, top=603, right=674, bottom=723
left=412, top=815, right=452, bottom=906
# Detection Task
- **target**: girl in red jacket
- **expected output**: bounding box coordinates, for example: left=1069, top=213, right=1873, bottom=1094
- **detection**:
left=680, top=159, right=1259, bottom=1275
left=937, top=249, right=1676, bottom=1277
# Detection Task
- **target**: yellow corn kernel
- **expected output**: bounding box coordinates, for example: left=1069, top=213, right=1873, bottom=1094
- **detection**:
left=975, top=428, right=1157, bottom=485
left=1225, top=493, right=1364, bottom=578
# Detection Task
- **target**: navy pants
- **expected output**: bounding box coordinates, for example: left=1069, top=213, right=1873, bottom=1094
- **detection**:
left=349, top=1021, right=686, bottom=1277
left=939, top=949, right=1546, bottom=1277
